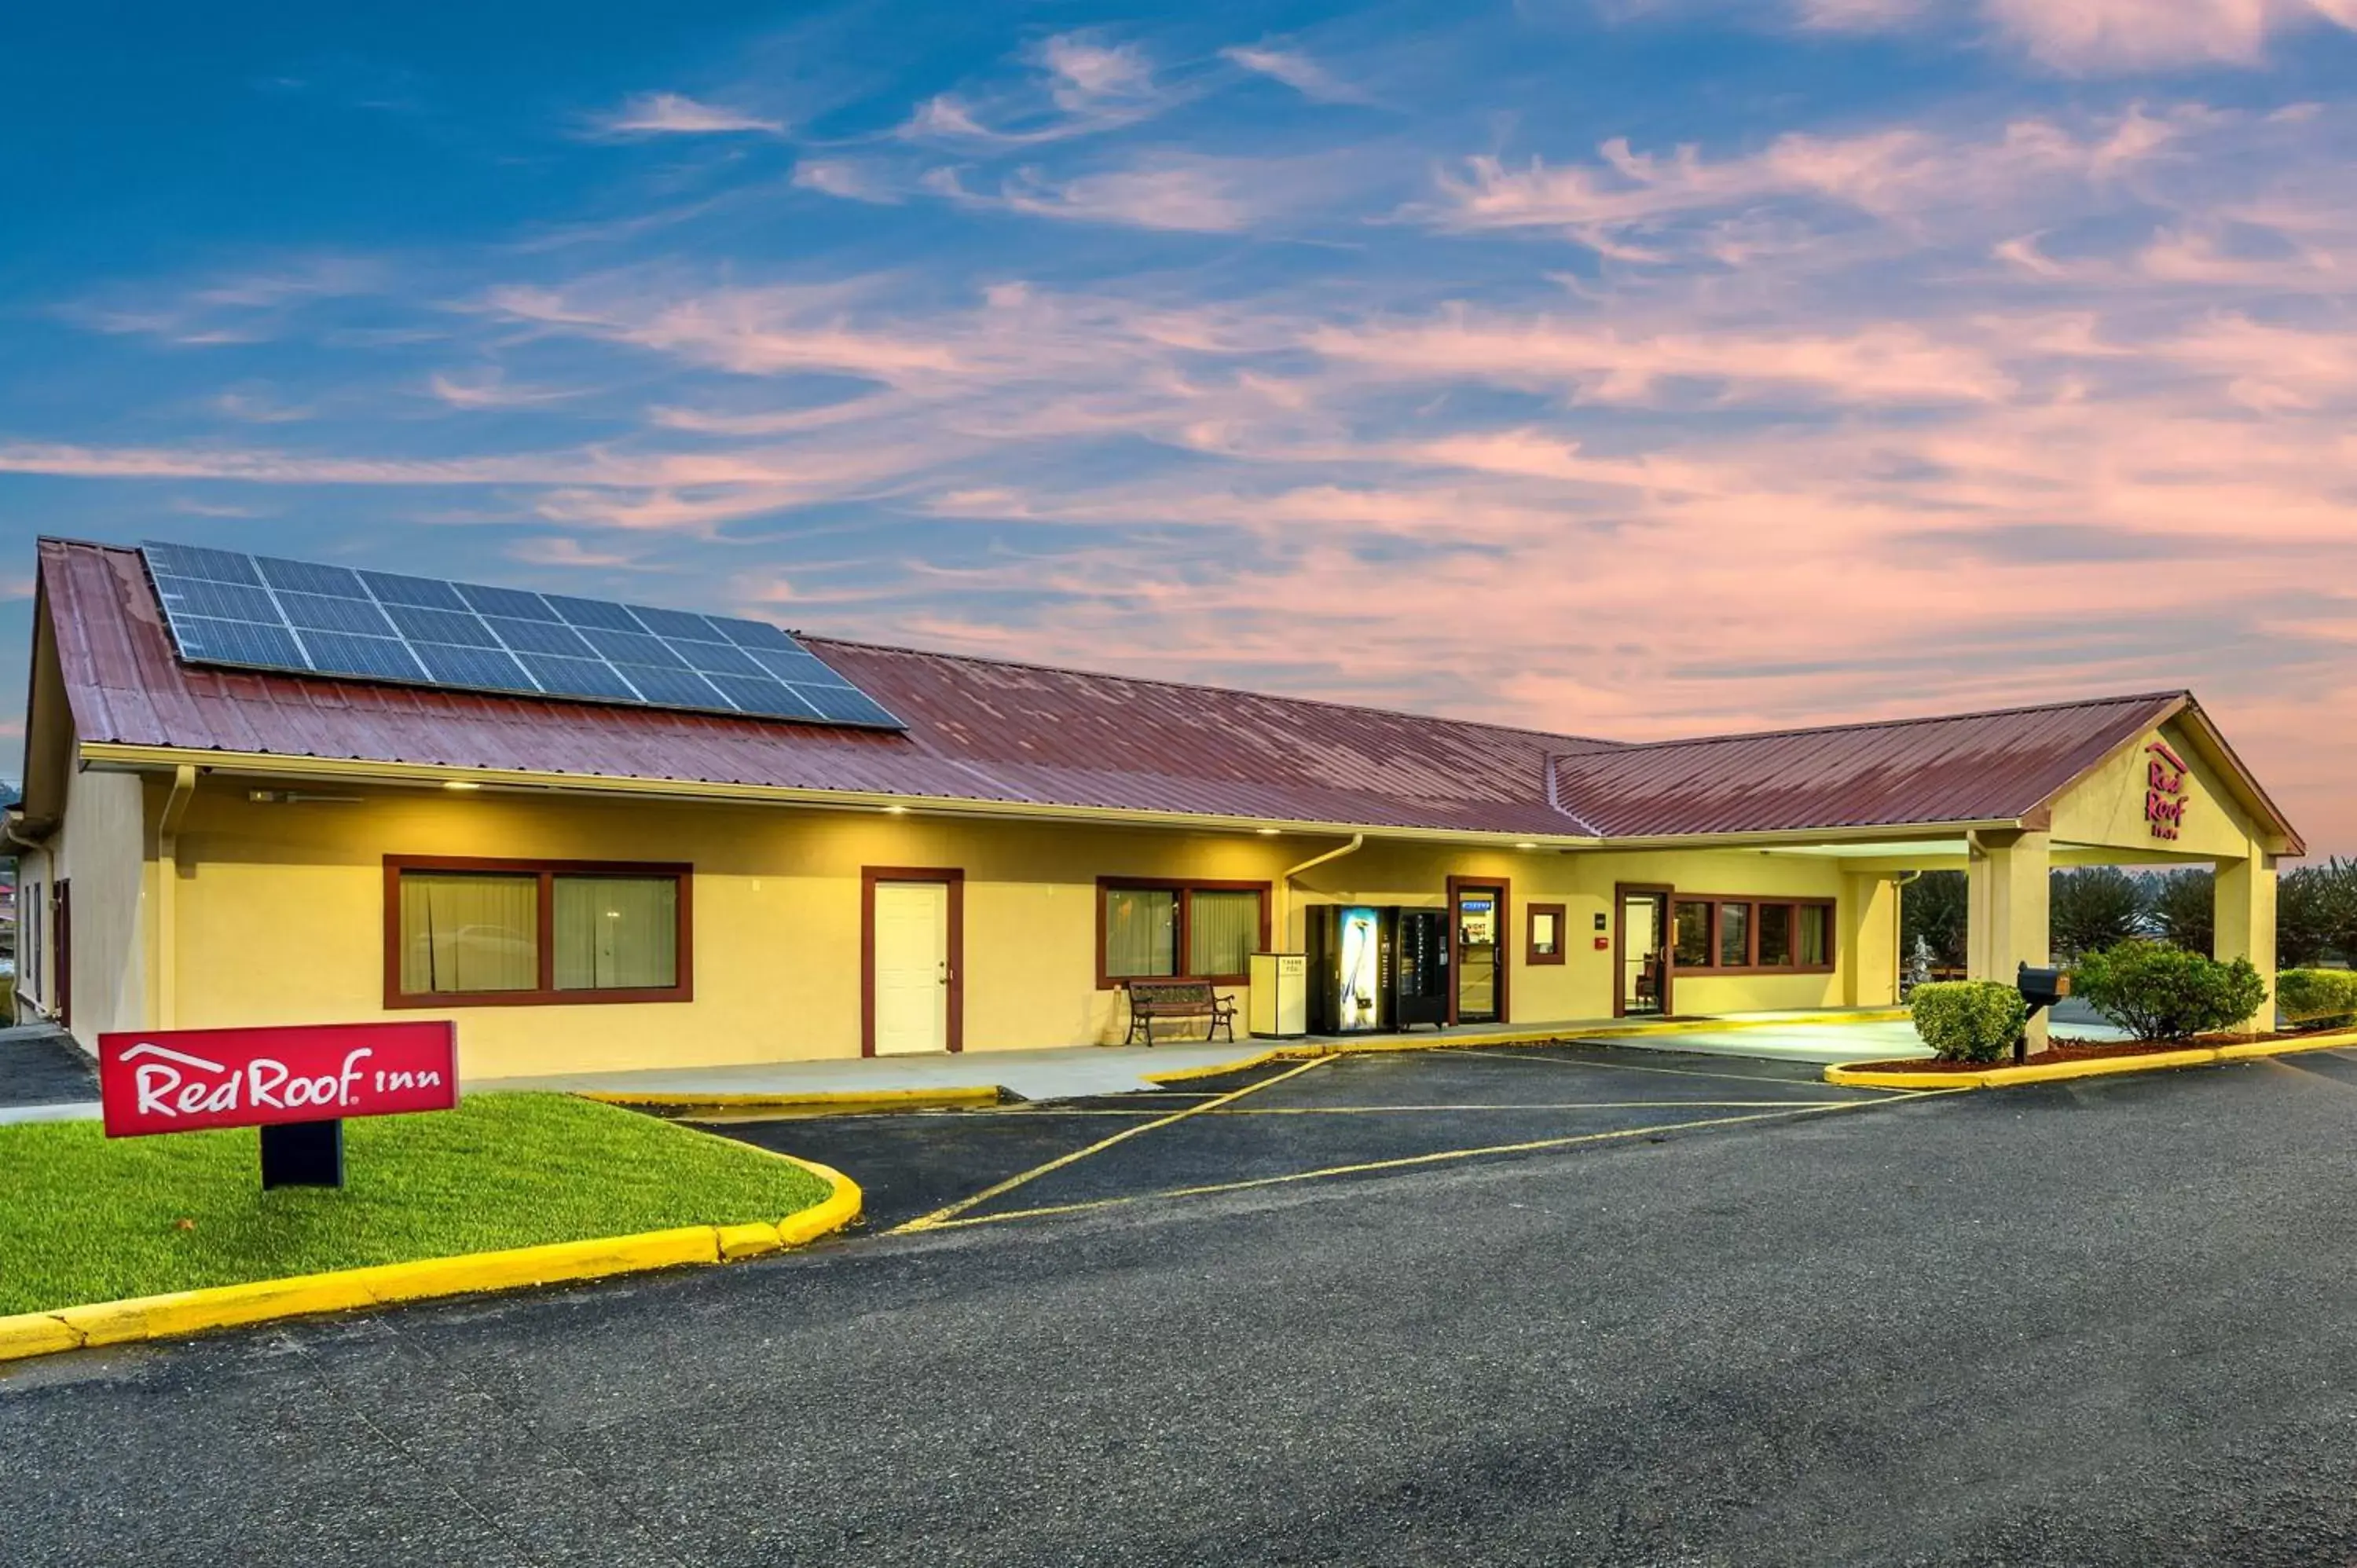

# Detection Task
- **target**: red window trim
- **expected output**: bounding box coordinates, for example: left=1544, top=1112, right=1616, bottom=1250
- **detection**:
left=1095, top=877, right=1272, bottom=990
left=1670, top=893, right=1837, bottom=976
left=1526, top=902, right=1567, bottom=965
left=384, top=855, right=695, bottom=1008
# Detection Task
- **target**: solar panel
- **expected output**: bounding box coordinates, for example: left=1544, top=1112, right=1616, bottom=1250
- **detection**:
left=138, top=540, right=904, bottom=731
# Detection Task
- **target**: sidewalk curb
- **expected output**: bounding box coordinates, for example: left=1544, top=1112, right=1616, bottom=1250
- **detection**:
left=0, top=1153, right=861, bottom=1367
left=1823, top=1028, right=2357, bottom=1090
left=1146, top=1008, right=1912, bottom=1085
left=582, top=1086, right=1003, bottom=1118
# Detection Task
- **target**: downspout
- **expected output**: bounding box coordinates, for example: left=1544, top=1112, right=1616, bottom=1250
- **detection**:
left=1276, top=833, right=1365, bottom=951
left=1890, top=868, right=1923, bottom=1006
left=155, top=765, right=196, bottom=1030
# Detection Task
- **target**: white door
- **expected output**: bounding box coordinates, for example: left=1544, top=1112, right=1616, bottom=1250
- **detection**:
left=873, top=881, right=951, bottom=1055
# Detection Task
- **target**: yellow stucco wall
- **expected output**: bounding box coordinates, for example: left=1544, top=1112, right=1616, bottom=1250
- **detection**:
left=2048, top=721, right=2269, bottom=860
left=13, top=754, right=148, bottom=1050
left=136, top=776, right=1897, bottom=1079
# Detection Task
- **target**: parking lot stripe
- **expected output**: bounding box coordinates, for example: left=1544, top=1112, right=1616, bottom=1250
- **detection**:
left=893, top=1057, right=1336, bottom=1233
left=1206, top=1101, right=1861, bottom=1115
left=1459, top=1047, right=1882, bottom=1090
left=913, top=1093, right=1951, bottom=1232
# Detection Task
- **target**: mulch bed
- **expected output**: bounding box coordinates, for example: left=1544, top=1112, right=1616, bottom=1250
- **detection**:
left=1849, top=1028, right=2343, bottom=1075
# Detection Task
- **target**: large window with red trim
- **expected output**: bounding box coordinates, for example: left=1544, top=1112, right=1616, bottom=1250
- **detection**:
left=386, top=857, right=693, bottom=1006
left=1669, top=895, right=1835, bottom=975
left=1097, top=877, right=1270, bottom=987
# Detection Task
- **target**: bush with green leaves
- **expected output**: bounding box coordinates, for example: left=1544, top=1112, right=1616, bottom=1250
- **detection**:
left=2071, top=940, right=2267, bottom=1042
left=1909, top=980, right=2029, bottom=1063
left=2276, top=969, right=2357, bottom=1028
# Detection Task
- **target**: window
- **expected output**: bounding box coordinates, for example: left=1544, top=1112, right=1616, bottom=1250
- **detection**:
left=1098, top=879, right=1268, bottom=987
left=1798, top=903, right=1830, bottom=967
left=1669, top=894, right=1836, bottom=973
left=1673, top=900, right=1711, bottom=967
left=1527, top=903, right=1566, bottom=965
left=1717, top=902, right=1751, bottom=968
left=387, top=858, right=691, bottom=1006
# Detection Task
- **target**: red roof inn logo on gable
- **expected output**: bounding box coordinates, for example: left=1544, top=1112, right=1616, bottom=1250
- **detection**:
left=2146, top=742, right=2191, bottom=841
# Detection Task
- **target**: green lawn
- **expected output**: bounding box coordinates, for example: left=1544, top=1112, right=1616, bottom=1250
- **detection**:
left=0, top=1093, right=833, bottom=1316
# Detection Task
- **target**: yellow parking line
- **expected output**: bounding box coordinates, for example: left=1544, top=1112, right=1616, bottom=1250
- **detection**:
left=913, top=1093, right=1952, bottom=1232
left=1209, top=1101, right=1860, bottom=1115
left=892, top=1057, right=1334, bottom=1233
left=1459, top=1047, right=1888, bottom=1090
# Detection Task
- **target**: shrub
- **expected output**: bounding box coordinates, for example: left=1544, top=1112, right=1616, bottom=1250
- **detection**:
left=2276, top=969, right=2357, bottom=1028
left=1910, top=981, right=2029, bottom=1063
left=2072, top=940, right=2267, bottom=1042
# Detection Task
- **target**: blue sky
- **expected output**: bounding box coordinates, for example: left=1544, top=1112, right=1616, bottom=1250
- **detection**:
left=5, top=1, right=2357, bottom=844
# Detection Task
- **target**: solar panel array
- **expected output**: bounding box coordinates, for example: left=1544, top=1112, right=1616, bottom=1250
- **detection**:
left=138, top=542, right=906, bottom=730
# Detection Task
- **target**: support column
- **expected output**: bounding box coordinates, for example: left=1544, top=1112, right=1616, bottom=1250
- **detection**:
left=2214, top=855, right=2278, bottom=1035
left=1842, top=873, right=1899, bottom=1007
left=1968, top=830, right=2051, bottom=1051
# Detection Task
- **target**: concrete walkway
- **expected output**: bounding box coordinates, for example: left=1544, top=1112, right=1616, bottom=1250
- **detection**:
left=477, top=1008, right=1926, bottom=1101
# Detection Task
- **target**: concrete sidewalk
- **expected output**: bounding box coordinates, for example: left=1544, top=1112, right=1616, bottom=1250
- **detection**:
left=476, top=1008, right=1923, bottom=1102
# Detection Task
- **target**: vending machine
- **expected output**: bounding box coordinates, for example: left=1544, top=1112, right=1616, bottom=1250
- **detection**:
left=1392, top=909, right=1449, bottom=1030
left=1307, top=904, right=1390, bottom=1034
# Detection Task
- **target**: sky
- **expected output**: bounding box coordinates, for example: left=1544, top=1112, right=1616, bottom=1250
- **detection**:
left=4, top=0, right=2356, bottom=849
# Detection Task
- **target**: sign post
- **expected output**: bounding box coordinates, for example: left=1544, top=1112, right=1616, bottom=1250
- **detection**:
left=98, top=1021, right=457, bottom=1190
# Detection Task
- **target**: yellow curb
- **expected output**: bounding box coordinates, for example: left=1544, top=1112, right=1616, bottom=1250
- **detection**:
left=0, top=1152, right=863, bottom=1367
left=1824, top=1028, right=2357, bottom=1090
left=1144, top=1009, right=1911, bottom=1086
left=581, top=1086, right=1002, bottom=1118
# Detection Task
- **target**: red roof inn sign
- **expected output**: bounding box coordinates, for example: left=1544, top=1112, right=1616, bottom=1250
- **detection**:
left=2146, top=742, right=2191, bottom=842
left=98, top=1021, right=456, bottom=1187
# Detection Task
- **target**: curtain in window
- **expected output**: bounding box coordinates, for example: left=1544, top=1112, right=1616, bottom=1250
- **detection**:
left=1188, top=890, right=1261, bottom=977
left=1104, top=888, right=1178, bottom=977
left=400, top=873, right=537, bottom=994
left=554, top=876, right=678, bottom=991
left=1797, top=905, right=1829, bottom=966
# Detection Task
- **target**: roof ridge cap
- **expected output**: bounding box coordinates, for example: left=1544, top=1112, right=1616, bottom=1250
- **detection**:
left=1560, top=691, right=2190, bottom=759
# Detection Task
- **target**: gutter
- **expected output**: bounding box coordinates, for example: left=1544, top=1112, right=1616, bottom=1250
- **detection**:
left=76, top=742, right=1603, bottom=852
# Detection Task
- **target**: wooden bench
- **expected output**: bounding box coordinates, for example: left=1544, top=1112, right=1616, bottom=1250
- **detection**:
left=1123, top=979, right=1239, bottom=1046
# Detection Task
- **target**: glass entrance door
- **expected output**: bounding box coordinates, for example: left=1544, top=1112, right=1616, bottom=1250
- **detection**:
left=1620, top=892, right=1669, bottom=1017
left=1454, top=887, right=1501, bottom=1024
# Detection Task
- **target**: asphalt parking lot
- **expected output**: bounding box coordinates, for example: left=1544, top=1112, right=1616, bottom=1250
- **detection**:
left=21, top=1050, right=2357, bottom=1565
left=709, top=1041, right=1926, bottom=1232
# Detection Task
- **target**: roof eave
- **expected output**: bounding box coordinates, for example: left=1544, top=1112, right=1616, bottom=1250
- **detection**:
left=75, top=742, right=1611, bottom=849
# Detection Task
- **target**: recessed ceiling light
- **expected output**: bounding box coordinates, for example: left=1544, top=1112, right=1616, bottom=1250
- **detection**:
left=882, top=804, right=909, bottom=815
left=1255, top=826, right=1281, bottom=836
left=1515, top=841, right=1538, bottom=850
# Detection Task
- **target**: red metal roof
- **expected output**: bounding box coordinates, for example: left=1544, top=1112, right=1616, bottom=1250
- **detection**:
left=37, top=540, right=1616, bottom=836
left=1547, top=696, right=2187, bottom=838
left=35, top=538, right=2296, bottom=847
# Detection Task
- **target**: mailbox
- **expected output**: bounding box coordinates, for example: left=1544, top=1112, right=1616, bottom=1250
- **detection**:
left=2017, top=962, right=2071, bottom=1015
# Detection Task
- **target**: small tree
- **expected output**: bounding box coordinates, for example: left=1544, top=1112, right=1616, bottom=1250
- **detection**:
left=2049, top=866, right=2147, bottom=960
left=2072, top=940, right=2267, bottom=1042
left=2311, top=856, right=2357, bottom=968
left=2146, top=868, right=2215, bottom=956
left=1901, top=870, right=1968, bottom=972
left=2278, top=863, right=2341, bottom=971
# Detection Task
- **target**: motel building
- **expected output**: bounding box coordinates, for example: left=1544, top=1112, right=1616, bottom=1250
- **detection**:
left=4, top=539, right=2305, bottom=1081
